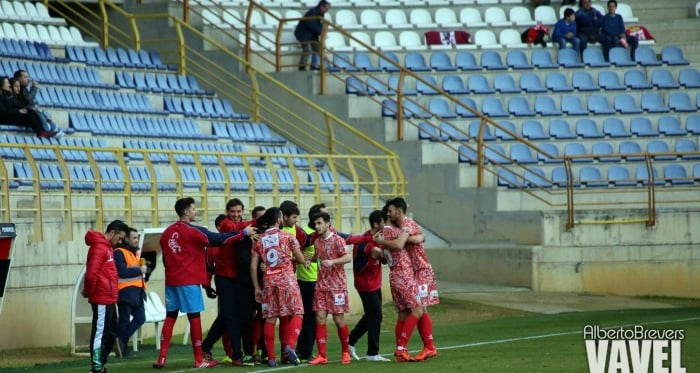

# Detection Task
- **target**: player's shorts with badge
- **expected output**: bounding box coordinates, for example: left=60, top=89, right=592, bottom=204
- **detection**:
left=415, top=267, right=440, bottom=306
left=312, top=289, right=350, bottom=314
left=390, top=272, right=422, bottom=311
left=261, top=283, right=304, bottom=318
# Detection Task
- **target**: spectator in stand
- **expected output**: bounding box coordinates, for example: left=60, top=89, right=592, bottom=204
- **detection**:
left=553, top=8, right=581, bottom=55
left=601, top=0, right=638, bottom=60
left=13, top=69, right=64, bottom=137
left=575, top=0, right=609, bottom=56
left=0, top=77, right=52, bottom=138
left=82, top=219, right=129, bottom=373
left=114, top=226, right=147, bottom=358
left=294, top=0, right=331, bottom=71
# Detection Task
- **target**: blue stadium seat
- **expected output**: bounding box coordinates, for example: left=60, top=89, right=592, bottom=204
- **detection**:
left=481, top=97, right=508, bottom=117
left=332, top=53, right=358, bottom=72
left=468, top=121, right=497, bottom=141
left=588, top=94, right=615, bottom=114
left=524, top=167, right=551, bottom=188
left=345, top=77, right=366, bottom=95
left=458, top=145, right=477, bottom=163
left=520, top=73, right=546, bottom=93
left=660, top=46, right=689, bottom=65
left=614, top=94, right=642, bottom=114
left=497, top=168, right=524, bottom=188
left=531, top=49, right=558, bottom=69
left=557, top=48, right=584, bottom=68
left=630, top=117, right=659, bottom=137
left=679, top=68, right=700, bottom=88
left=675, top=139, right=700, bottom=160
left=641, top=93, right=670, bottom=113
left=592, top=142, right=621, bottom=162
left=561, top=95, right=588, bottom=116
left=598, top=71, right=625, bottom=90
left=658, top=116, right=685, bottom=136
left=537, top=143, right=561, bottom=163
left=494, top=74, right=520, bottom=93
left=635, top=46, right=662, bottom=66
left=603, top=118, right=631, bottom=137
left=367, top=76, right=392, bottom=95
left=522, top=120, right=548, bottom=140
left=686, top=115, right=700, bottom=135
left=545, top=72, right=573, bottom=92
left=381, top=99, right=398, bottom=118
left=647, top=140, right=675, bottom=161
left=549, top=119, right=576, bottom=139
left=565, top=142, right=592, bottom=162
left=416, top=75, right=439, bottom=95
left=275, top=169, right=294, bottom=192
left=378, top=52, right=401, bottom=72
left=580, top=166, right=608, bottom=187
left=388, top=75, right=417, bottom=95
left=405, top=52, right=431, bottom=72
left=552, top=167, right=578, bottom=187
left=535, top=96, right=562, bottom=116
left=404, top=99, right=432, bottom=119
left=695, top=164, right=700, bottom=181
left=442, top=75, right=468, bottom=94
left=254, top=169, right=273, bottom=192
left=650, top=69, right=679, bottom=89
left=419, top=122, right=448, bottom=141
left=582, top=47, right=610, bottom=67
left=609, top=47, right=635, bottom=67
left=624, top=70, right=652, bottom=90
left=506, top=50, right=533, bottom=69
left=669, top=92, right=696, bottom=112
left=440, top=122, right=469, bottom=141
left=508, top=97, right=535, bottom=117
left=429, top=98, right=457, bottom=118
left=509, top=143, right=537, bottom=164
left=608, top=166, right=636, bottom=186
left=354, top=52, right=382, bottom=72
left=576, top=118, right=603, bottom=138
left=481, top=51, right=507, bottom=70
left=495, top=120, right=517, bottom=140
left=620, top=141, right=645, bottom=161
left=455, top=98, right=478, bottom=118
left=429, top=52, right=456, bottom=71
left=484, top=144, right=509, bottom=164
left=635, top=165, right=664, bottom=186
left=455, top=51, right=481, bottom=71
left=467, top=75, right=494, bottom=94
left=663, top=164, right=693, bottom=185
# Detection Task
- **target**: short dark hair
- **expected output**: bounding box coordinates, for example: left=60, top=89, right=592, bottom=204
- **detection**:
left=318, top=0, right=330, bottom=8
left=226, top=198, right=244, bottom=211
left=564, top=8, right=575, bottom=18
left=308, top=203, right=326, bottom=221
left=607, top=0, right=617, bottom=7
left=380, top=205, right=389, bottom=221
left=369, top=210, right=382, bottom=226
left=280, top=200, right=300, bottom=217
left=251, top=205, right=265, bottom=216
left=214, top=214, right=227, bottom=228
left=257, top=207, right=282, bottom=230
left=310, top=212, right=331, bottom=224
left=386, top=197, right=408, bottom=213
left=12, top=70, right=26, bottom=80
left=106, top=219, right=129, bottom=235
left=175, top=197, right=195, bottom=218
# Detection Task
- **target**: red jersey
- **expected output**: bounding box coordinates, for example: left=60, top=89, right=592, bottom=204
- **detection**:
left=315, top=232, right=348, bottom=292
left=160, top=221, right=246, bottom=286
left=381, top=225, right=413, bottom=279
left=352, top=230, right=382, bottom=292
left=252, top=227, right=299, bottom=287
left=215, top=218, right=254, bottom=279
left=83, top=230, right=118, bottom=305
left=400, top=218, right=432, bottom=272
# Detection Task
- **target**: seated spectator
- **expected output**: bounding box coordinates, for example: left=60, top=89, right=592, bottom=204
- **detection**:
left=0, top=77, right=61, bottom=138
left=601, top=0, right=638, bottom=60
left=553, top=8, right=581, bottom=55
left=575, top=0, right=610, bottom=56
left=13, top=69, right=63, bottom=137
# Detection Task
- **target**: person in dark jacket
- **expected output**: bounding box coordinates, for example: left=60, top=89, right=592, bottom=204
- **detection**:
left=114, top=226, right=147, bottom=358
left=575, top=0, right=610, bottom=56
left=601, top=0, right=637, bottom=61
left=82, top=219, right=130, bottom=373
left=294, top=0, right=331, bottom=70
left=13, top=70, right=64, bottom=137
left=0, top=76, right=46, bottom=137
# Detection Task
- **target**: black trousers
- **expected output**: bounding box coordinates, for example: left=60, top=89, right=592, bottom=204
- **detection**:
left=348, top=289, right=383, bottom=356
left=117, top=299, right=145, bottom=349
left=89, top=303, right=118, bottom=372
left=238, top=280, right=255, bottom=356
left=296, top=279, right=316, bottom=359
left=202, top=276, right=243, bottom=359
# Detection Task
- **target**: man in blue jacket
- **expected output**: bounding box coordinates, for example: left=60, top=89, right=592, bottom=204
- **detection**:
left=295, top=1, right=331, bottom=71
left=601, top=0, right=638, bottom=61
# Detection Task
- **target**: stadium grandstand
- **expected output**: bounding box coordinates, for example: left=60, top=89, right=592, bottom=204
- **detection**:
left=0, top=0, right=698, bottom=352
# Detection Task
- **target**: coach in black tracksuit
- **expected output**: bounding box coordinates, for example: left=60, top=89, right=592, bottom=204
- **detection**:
left=294, top=0, right=331, bottom=70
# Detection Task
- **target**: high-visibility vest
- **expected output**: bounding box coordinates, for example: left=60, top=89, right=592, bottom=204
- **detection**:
left=116, top=247, right=146, bottom=291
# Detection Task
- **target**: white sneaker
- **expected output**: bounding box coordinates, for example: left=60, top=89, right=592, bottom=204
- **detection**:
left=52, top=129, right=65, bottom=139
left=348, top=345, right=360, bottom=361
left=366, top=355, right=391, bottom=362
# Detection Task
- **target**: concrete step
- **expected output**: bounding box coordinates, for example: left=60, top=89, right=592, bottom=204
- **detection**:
left=645, top=19, right=700, bottom=44
left=633, top=0, right=698, bottom=22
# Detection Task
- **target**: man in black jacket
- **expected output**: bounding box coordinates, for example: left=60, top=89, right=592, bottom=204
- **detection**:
left=114, top=227, right=147, bottom=357
left=294, top=0, right=331, bottom=70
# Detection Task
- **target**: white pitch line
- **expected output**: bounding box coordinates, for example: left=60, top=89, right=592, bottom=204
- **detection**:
left=157, top=316, right=700, bottom=373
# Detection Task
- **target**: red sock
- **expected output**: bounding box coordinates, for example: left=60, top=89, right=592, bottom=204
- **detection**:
left=394, top=319, right=404, bottom=349
left=279, top=316, right=289, bottom=351
left=189, top=316, right=203, bottom=363
left=399, top=315, right=419, bottom=350
left=157, top=316, right=177, bottom=363
left=286, top=316, right=302, bottom=349
left=264, top=321, right=276, bottom=362
left=418, top=313, right=435, bottom=350
left=252, top=317, right=263, bottom=352
left=337, top=324, right=350, bottom=353
left=222, top=330, right=232, bottom=358
left=316, top=324, right=328, bottom=358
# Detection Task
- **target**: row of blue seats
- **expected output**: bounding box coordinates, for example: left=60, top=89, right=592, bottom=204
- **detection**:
left=456, top=139, right=700, bottom=166
left=0, top=59, right=114, bottom=89
left=163, top=96, right=249, bottom=119
left=0, top=38, right=61, bottom=61
left=115, top=71, right=212, bottom=95
left=195, top=167, right=352, bottom=193
left=260, top=145, right=322, bottom=169
left=382, top=92, right=700, bottom=119
left=212, top=121, right=286, bottom=144
left=123, top=140, right=248, bottom=166
left=347, top=68, right=700, bottom=96
left=69, top=112, right=213, bottom=139
left=420, top=115, right=700, bottom=143
left=330, top=46, right=689, bottom=73
left=36, top=86, right=163, bottom=114
left=0, top=135, right=116, bottom=162
left=496, top=163, right=700, bottom=189
left=65, top=46, right=175, bottom=70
